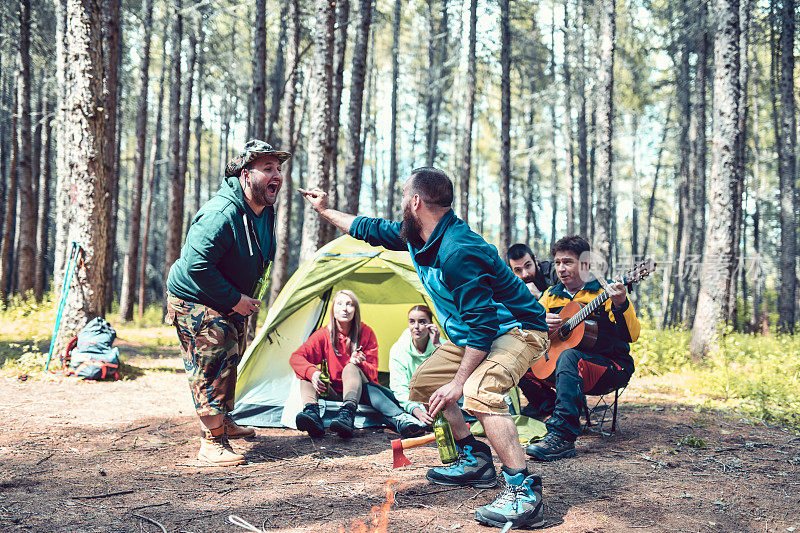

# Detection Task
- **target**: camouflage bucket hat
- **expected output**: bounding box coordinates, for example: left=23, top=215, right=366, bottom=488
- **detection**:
left=224, top=139, right=292, bottom=177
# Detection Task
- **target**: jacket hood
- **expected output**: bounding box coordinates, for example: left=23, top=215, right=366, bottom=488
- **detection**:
left=218, top=175, right=249, bottom=215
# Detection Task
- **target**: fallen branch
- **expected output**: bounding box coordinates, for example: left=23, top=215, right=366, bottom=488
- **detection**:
left=130, top=501, right=170, bottom=511
left=132, top=512, right=167, bottom=533
left=120, top=424, right=151, bottom=434
left=35, top=452, right=55, bottom=465
left=71, top=489, right=135, bottom=500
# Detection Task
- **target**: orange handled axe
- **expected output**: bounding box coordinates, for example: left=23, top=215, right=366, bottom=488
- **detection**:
left=391, top=433, right=436, bottom=468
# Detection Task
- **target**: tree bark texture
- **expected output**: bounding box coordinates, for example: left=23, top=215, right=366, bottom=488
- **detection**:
left=690, top=0, right=740, bottom=358
left=269, top=0, right=299, bottom=306
left=777, top=0, right=796, bottom=334
left=53, top=0, right=70, bottom=294
left=329, top=0, right=350, bottom=211
left=58, top=0, right=109, bottom=350
left=266, top=8, right=287, bottom=145
left=342, top=0, right=373, bottom=215
left=683, top=21, right=708, bottom=327
left=119, top=0, right=153, bottom=321
left=34, top=103, right=52, bottom=303
left=16, top=0, right=35, bottom=296
left=592, top=0, right=615, bottom=267
left=387, top=0, right=402, bottom=221
left=499, top=0, right=511, bottom=252
left=299, top=0, right=335, bottom=264
left=164, top=0, right=183, bottom=288
left=576, top=0, right=589, bottom=237
left=252, top=0, right=267, bottom=140
left=0, top=75, right=18, bottom=303
left=459, top=0, right=477, bottom=225
left=138, top=16, right=168, bottom=318
left=179, top=30, right=197, bottom=235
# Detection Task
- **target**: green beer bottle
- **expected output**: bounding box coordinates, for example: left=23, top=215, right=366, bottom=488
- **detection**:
left=318, top=359, right=331, bottom=398
left=433, top=412, right=458, bottom=464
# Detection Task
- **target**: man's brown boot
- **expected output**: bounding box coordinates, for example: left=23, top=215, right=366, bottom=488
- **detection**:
left=224, top=415, right=256, bottom=439
left=198, top=424, right=245, bottom=466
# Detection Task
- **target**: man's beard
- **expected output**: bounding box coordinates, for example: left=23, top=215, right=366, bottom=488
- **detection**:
left=250, top=179, right=277, bottom=206
left=399, top=203, right=423, bottom=245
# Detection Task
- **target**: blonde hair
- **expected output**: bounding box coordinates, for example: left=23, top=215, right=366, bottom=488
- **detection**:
left=329, top=290, right=362, bottom=356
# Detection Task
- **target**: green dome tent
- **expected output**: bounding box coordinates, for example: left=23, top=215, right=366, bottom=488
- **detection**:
left=231, top=235, right=441, bottom=428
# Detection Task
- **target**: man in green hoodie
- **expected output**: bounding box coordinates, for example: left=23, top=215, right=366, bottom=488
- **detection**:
left=166, top=140, right=290, bottom=467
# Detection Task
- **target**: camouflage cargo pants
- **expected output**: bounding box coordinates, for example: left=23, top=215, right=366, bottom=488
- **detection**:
left=166, top=294, right=247, bottom=417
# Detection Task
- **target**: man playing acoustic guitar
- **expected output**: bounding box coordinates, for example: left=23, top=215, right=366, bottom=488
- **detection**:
left=525, top=235, right=640, bottom=461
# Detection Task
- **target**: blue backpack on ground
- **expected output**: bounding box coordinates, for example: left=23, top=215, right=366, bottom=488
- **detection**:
left=66, top=317, right=120, bottom=380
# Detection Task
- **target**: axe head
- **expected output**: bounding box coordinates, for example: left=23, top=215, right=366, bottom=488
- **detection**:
left=391, top=438, right=411, bottom=468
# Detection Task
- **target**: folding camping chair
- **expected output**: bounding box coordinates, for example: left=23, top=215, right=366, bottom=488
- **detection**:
left=582, top=386, right=625, bottom=436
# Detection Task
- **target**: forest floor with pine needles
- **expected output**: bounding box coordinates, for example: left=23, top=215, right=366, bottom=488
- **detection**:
left=0, top=307, right=799, bottom=532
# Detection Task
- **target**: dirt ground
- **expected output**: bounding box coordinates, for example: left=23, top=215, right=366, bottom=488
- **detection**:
left=1, top=351, right=799, bottom=533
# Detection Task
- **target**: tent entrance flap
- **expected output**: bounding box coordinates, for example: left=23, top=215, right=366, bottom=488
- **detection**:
left=232, top=236, right=443, bottom=428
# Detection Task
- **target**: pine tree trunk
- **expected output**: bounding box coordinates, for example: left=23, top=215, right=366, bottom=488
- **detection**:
left=329, top=0, right=349, bottom=212
left=424, top=0, right=448, bottom=167
left=592, top=0, right=615, bottom=266
left=669, top=15, right=693, bottom=327
left=179, top=30, right=197, bottom=234
left=342, top=0, right=373, bottom=215
left=683, top=21, right=708, bottom=327
left=690, top=0, right=740, bottom=358
left=576, top=0, right=589, bottom=237
left=119, top=0, right=153, bottom=321
left=252, top=0, right=267, bottom=140
left=53, top=0, right=70, bottom=295
left=34, top=102, right=52, bottom=303
left=387, top=0, right=402, bottom=220
left=727, top=0, right=751, bottom=327
left=549, top=4, right=558, bottom=248
left=498, top=0, right=511, bottom=251
left=138, top=15, right=168, bottom=319
left=193, top=13, right=205, bottom=216
left=777, top=0, right=796, bottom=333
left=101, top=0, right=120, bottom=312
left=164, top=0, right=183, bottom=288
left=266, top=9, right=287, bottom=145
left=269, top=0, right=300, bottom=306
left=299, top=0, right=335, bottom=263
left=57, top=0, right=109, bottom=351
left=750, top=59, right=765, bottom=333
left=16, top=0, right=35, bottom=297
left=459, top=0, right=477, bottom=224
left=0, top=74, right=18, bottom=303
left=562, top=0, right=575, bottom=235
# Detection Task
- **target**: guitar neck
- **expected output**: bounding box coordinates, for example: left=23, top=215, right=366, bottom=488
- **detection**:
left=563, top=291, right=610, bottom=331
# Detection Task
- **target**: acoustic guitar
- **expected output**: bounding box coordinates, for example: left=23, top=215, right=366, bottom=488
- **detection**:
left=531, top=258, right=657, bottom=382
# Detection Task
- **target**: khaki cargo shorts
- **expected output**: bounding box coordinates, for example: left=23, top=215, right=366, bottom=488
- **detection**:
left=408, top=328, right=549, bottom=415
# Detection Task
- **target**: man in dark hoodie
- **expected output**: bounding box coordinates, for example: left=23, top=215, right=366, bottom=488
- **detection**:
left=166, top=140, right=290, bottom=467
left=300, top=168, right=550, bottom=529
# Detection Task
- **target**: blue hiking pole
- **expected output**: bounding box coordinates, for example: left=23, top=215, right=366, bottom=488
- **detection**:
left=45, top=242, right=80, bottom=371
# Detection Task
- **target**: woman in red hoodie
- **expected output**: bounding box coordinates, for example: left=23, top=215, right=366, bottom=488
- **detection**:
left=290, top=290, right=426, bottom=439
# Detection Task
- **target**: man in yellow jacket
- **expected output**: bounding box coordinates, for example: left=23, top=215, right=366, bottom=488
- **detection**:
left=526, top=235, right=640, bottom=461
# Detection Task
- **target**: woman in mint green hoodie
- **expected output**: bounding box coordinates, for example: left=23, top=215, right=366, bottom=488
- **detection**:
left=389, top=305, right=442, bottom=426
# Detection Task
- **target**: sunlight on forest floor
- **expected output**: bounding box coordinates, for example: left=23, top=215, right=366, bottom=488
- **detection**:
left=0, top=299, right=798, bottom=429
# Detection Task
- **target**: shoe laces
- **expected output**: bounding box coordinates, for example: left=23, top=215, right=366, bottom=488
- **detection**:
left=491, top=480, right=526, bottom=510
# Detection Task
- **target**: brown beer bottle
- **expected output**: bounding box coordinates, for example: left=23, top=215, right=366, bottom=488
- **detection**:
left=433, top=412, right=459, bottom=464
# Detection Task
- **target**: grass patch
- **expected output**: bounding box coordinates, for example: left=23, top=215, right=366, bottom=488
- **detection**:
left=0, top=295, right=177, bottom=377
left=634, top=329, right=800, bottom=429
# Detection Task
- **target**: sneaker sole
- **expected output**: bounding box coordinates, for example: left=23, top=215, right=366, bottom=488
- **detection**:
left=296, top=418, right=325, bottom=438
left=227, top=431, right=256, bottom=439
left=197, top=455, right=246, bottom=467
left=525, top=447, right=576, bottom=461
left=425, top=471, right=498, bottom=489
left=330, top=421, right=354, bottom=439
left=474, top=508, right=545, bottom=529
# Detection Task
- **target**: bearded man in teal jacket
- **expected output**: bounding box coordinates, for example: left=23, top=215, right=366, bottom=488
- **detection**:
left=167, top=140, right=290, bottom=467
left=300, top=167, right=550, bottom=529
